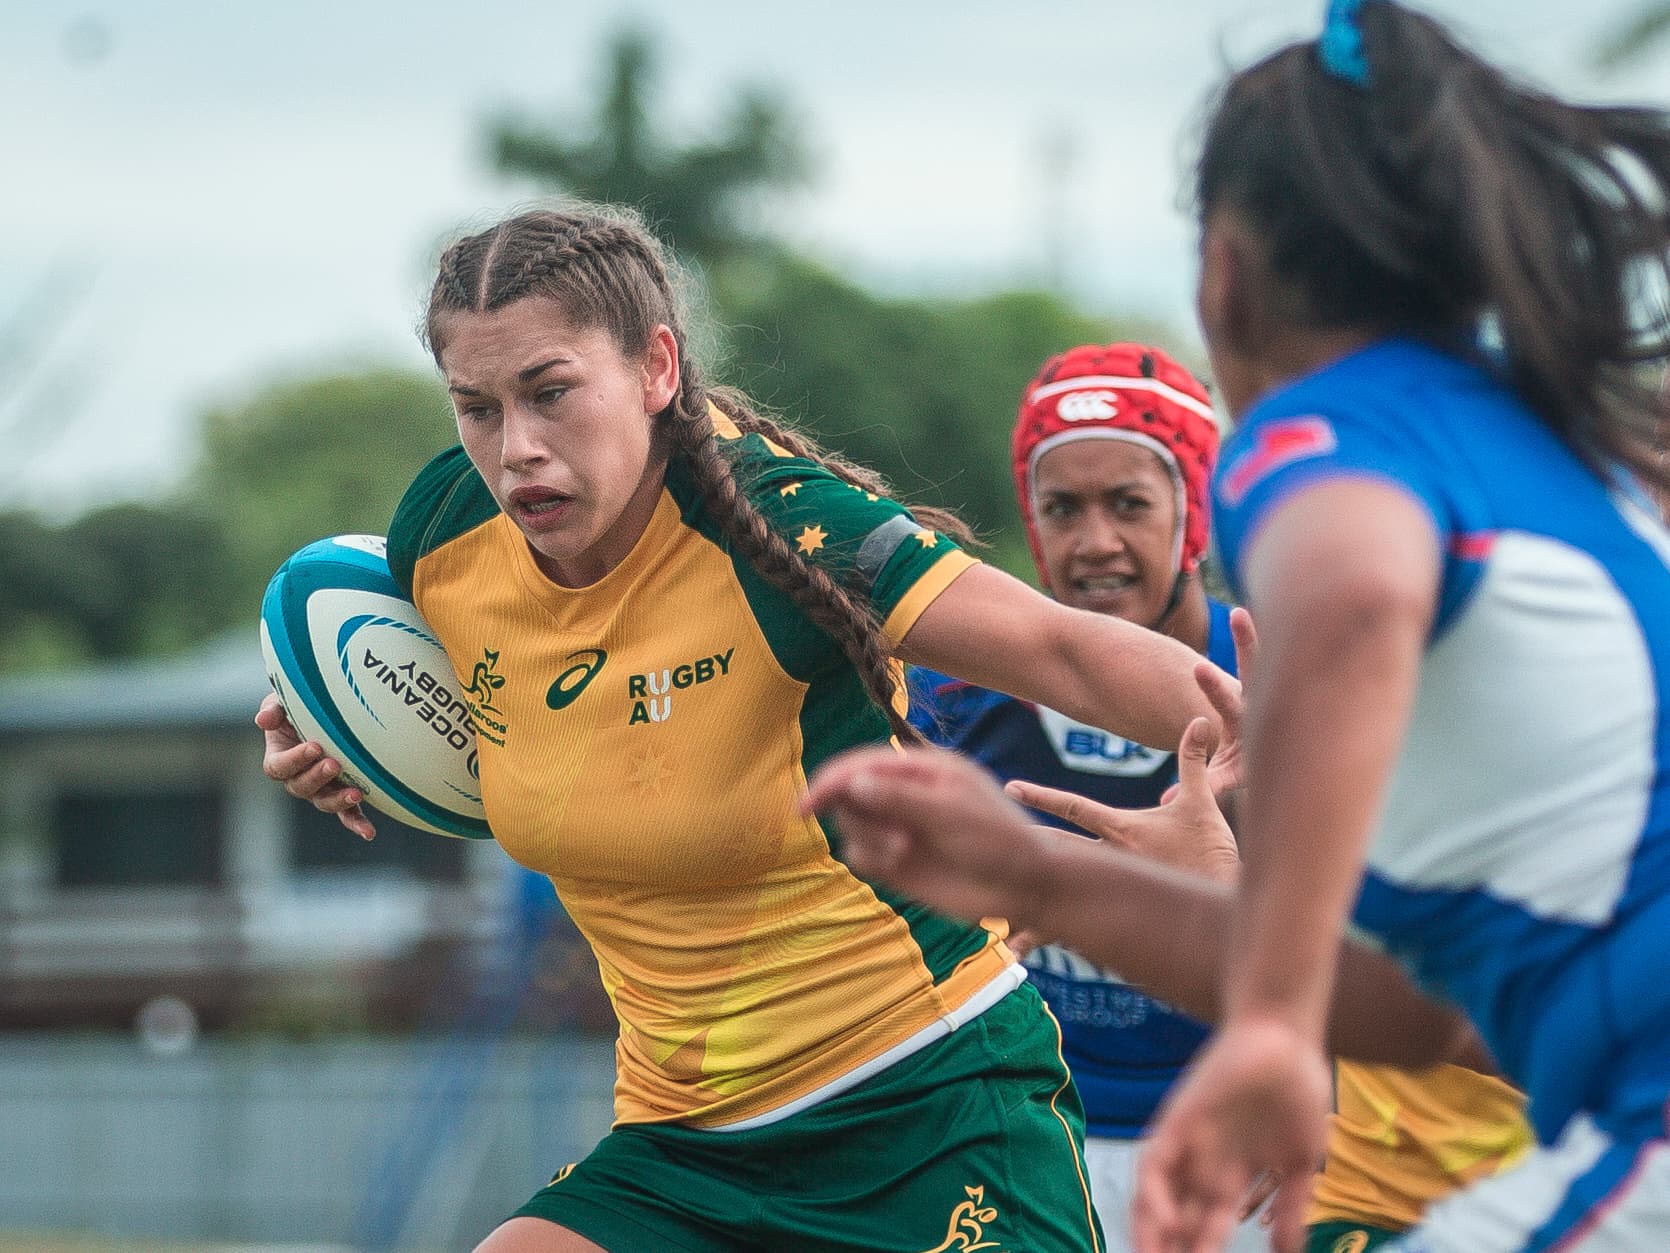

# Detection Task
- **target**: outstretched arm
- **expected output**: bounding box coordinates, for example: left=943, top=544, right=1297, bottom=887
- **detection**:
left=898, top=562, right=1227, bottom=753
left=1133, top=479, right=1440, bottom=1253
left=802, top=738, right=1477, bottom=1070
left=1008, top=747, right=1496, bottom=1078
left=1218, top=481, right=1437, bottom=1043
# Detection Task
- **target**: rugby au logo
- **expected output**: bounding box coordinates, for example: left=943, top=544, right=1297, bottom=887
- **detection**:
left=627, top=648, right=735, bottom=725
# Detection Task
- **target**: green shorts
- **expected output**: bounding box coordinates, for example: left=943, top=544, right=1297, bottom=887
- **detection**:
left=511, top=981, right=1104, bottom=1252
left=1305, top=1219, right=1405, bottom=1253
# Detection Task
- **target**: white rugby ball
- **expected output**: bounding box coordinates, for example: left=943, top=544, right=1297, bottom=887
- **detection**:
left=259, top=534, right=491, bottom=839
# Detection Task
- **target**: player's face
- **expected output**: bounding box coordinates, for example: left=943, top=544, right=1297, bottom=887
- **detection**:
left=438, top=298, right=679, bottom=586
left=1032, top=439, right=1179, bottom=627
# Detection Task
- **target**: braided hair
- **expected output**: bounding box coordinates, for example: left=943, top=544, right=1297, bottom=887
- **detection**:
left=424, top=205, right=972, bottom=742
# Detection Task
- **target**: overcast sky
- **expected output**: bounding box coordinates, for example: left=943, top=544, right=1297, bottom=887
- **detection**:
left=3, top=0, right=1664, bottom=514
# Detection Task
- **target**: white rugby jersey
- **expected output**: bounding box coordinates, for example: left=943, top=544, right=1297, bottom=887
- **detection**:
left=1215, top=338, right=1670, bottom=1154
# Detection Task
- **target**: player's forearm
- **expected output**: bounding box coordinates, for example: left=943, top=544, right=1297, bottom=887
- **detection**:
left=1023, top=834, right=1478, bottom=1068
left=1329, top=943, right=1495, bottom=1071
left=1225, top=586, right=1428, bottom=1042
left=1026, top=831, right=1230, bottom=1019
left=897, top=564, right=1214, bottom=749
left=1042, top=607, right=1217, bottom=751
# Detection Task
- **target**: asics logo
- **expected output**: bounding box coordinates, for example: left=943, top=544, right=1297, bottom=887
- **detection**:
left=1056, top=390, right=1120, bottom=422
left=547, top=649, right=608, bottom=710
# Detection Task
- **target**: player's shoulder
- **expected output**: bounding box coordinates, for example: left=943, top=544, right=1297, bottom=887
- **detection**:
left=719, top=425, right=836, bottom=505
left=1242, top=338, right=1505, bottom=444
left=1218, top=339, right=1490, bottom=512
left=907, top=667, right=1014, bottom=720
left=662, top=410, right=825, bottom=526
left=387, top=445, right=500, bottom=597
left=908, top=666, right=971, bottom=705
left=1202, top=598, right=1240, bottom=678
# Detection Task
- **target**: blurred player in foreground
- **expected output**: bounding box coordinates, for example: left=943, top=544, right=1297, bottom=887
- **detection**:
left=910, top=343, right=1529, bottom=1251
left=806, top=1, right=1670, bottom=1249
left=257, top=203, right=1242, bottom=1251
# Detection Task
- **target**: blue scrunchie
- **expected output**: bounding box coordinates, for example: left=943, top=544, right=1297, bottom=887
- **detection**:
left=1319, top=0, right=1370, bottom=86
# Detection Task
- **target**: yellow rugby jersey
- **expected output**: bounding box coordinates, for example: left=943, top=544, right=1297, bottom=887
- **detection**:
left=1309, top=1060, right=1532, bottom=1231
left=387, top=409, right=1011, bottom=1129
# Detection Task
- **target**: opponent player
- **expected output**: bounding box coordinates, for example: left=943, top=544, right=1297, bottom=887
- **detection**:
left=910, top=344, right=1529, bottom=1251
left=806, top=2, right=1670, bottom=1249
left=906, top=344, right=1258, bottom=1248
left=257, top=205, right=1230, bottom=1252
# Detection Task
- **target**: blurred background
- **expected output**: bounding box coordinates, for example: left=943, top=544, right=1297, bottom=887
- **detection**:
left=0, top=1, right=1664, bottom=1247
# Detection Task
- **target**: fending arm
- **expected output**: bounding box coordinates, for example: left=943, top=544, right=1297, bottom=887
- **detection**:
left=897, top=562, right=1221, bottom=753
left=803, top=741, right=1488, bottom=1073
left=993, top=805, right=1482, bottom=1071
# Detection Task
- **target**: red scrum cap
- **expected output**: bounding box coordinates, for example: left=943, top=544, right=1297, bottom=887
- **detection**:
left=1012, top=343, right=1219, bottom=585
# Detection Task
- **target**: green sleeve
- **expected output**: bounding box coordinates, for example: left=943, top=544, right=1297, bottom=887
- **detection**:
left=677, top=433, right=977, bottom=682
left=725, top=435, right=973, bottom=623
left=386, top=445, right=499, bottom=599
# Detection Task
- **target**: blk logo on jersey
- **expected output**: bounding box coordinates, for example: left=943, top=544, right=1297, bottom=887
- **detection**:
left=1036, top=707, right=1169, bottom=777
left=465, top=648, right=506, bottom=714
left=1220, top=415, right=1337, bottom=505
left=463, top=646, right=509, bottom=747
left=547, top=648, right=607, bottom=710
left=627, top=647, right=735, bottom=725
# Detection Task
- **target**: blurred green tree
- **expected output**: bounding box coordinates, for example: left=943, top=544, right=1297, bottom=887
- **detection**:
left=0, top=29, right=1203, bottom=677
left=187, top=368, right=454, bottom=613
left=0, top=503, right=235, bottom=670
left=482, top=28, right=1195, bottom=578
left=0, top=511, right=81, bottom=671
left=60, top=502, right=238, bottom=657
left=0, top=368, right=453, bottom=675
left=713, top=254, right=1187, bottom=577
left=487, top=27, right=808, bottom=265
left=1596, top=2, right=1670, bottom=67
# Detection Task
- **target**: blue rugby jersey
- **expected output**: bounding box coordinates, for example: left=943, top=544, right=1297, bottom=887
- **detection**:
left=908, top=597, right=1237, bottom=1138
left=1214, top=337, right=1670, bottom=1150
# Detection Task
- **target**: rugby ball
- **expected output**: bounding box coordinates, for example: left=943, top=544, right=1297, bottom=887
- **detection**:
left=259, top=534, right=491, bottom=839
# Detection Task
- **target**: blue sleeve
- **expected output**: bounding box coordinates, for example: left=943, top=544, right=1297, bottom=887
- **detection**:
left=1201, top=599, right=1240, bottom=679
left=905, top=666, right=959, bottom=745
left=1212, top=405, right=1453, bottom=599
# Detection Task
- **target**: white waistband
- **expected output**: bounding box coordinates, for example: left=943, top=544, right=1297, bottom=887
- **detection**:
left=709, top=962, right=1028, bottom=1132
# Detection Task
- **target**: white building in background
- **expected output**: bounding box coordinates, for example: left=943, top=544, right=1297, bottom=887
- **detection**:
left=0, top=632, right=518, bottom=1031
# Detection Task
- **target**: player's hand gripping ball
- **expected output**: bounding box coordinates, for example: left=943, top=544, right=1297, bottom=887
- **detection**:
left=259, top=534, right=490, bottom=838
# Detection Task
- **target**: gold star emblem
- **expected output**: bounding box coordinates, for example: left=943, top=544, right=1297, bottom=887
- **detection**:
left=628, top=747, right=674, bottom=796
left=796, top=524, right=828, bottom=555
left=914, top=529, right=938, bottom=548
left=779, top=482, right=801, bottom=498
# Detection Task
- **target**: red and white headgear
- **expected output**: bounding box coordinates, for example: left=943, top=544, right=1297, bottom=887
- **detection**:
left=1012, top=343, right=1219, bottom=588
